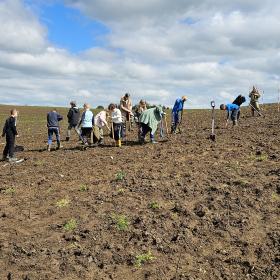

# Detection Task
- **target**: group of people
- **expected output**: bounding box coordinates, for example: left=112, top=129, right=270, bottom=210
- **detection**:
left=1, top=87, right=262, bottom=162
left=220, top=86, right=262, bottom=127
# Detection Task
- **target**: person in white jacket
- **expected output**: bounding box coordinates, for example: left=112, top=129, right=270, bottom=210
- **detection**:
left=94, top=110, right=110, bottom=145
left=108, top=103, right=123, bottom=147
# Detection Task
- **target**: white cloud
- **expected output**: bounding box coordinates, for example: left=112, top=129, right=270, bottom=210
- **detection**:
left=0, top=0, right=279, bottom=109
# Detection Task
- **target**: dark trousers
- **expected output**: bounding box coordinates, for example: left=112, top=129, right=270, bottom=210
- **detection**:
left=81, top=127, right=92, bottom=144
left=229, top=110, right=239, bottom=122
left=140, top=123, right=154, bottom=142
left=3, top=133, right=15, bottom=158
left=171, top=111, right=181, bottom=133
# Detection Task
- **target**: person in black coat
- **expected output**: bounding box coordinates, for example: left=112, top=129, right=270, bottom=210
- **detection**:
left=2, top=109, right=18, bottom=161
left=66, top=101, right=80, bottom=141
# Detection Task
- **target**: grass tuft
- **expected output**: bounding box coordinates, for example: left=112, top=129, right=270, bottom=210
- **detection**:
left=63, top=219, right=77, bottom=231
left=135, top=251, right=155, bottom=268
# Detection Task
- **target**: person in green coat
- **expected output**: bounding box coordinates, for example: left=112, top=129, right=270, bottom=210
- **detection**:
left=139, top=106, right=164, bottom=144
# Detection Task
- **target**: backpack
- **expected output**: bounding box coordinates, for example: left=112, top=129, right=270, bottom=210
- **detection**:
left=233, top=95, right=246, bottom=106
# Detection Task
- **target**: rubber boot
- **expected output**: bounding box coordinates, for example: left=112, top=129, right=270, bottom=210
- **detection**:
left=116, top=140, right=122, bottom=147
left=57, top=141, right=63, bottom=150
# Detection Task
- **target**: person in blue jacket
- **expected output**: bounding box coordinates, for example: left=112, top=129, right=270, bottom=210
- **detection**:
left=47, top=109, right=63, bottom=151
left=78, top=103, right=94, bottom=146
left=171, top=96, right=187, bottom=133
left=220, top=103, right=240, bottom=127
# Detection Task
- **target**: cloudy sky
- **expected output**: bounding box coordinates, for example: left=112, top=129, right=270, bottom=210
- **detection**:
left=0, top=0, right=279, bottom=108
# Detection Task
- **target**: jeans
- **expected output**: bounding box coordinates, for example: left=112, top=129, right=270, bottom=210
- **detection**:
left=112, top=123, right=123, bottom=140
left=171, top=111, right=181, bottom=133
left=48, top=127, right=60, bottom=145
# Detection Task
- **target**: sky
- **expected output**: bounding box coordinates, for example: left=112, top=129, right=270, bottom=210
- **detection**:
left=0, top=0, right=280, bottom=108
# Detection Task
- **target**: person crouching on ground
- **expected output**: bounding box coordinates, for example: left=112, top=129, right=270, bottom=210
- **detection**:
left=220, top=103, right=240, bottom=128
left=2, top=109, right=19, bottom=162
left=47, top=109, right=63, bottom=151
left=78, top=103, right=94, bottom=146
left=66, top=101, right=80, bottom=141
left=171, top=96, right=187, bottom=133
left=139, top=106, right=165, bottom=144
left=108, top=103, right=123, bottom=147
left=94, top=109, right=110, bottom=145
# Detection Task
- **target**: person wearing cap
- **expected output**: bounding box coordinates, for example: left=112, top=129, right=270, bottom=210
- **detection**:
left=66, top=101, right=80, bottom=141
left=220, top=103, right=240, bottom=127
left=120, top=93, right=133, bottom=136
left=78, top=103, right=94, bottom=146
left=171, top=96, right=187, bottom=133
left=139, top=106, right=165, bottom=144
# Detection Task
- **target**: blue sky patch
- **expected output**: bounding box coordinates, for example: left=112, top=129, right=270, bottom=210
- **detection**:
left=28, top=1, right=110, bottom=53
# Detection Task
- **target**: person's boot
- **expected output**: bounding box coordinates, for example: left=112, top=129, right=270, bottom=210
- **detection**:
left=1, top=156, right=8, bottom=162
left=151, top=138, right=158, bottom=144
left=57, top=142, right=63, bottom=150
left=66, top=136, right=70, bottom=142
left=47, top=144, right=51, bottom=152
left=116, top=140, right=122, bottom=147
left=98, top=138, right=104, bottom=146
left=9, top=157, right=18, bottom=162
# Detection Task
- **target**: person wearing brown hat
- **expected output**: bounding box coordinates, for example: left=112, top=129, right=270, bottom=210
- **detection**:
left=171, top=96, right=187, bottom=133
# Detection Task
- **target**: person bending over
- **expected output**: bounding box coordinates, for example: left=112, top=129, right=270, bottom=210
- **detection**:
left=220, top=103, right=240, bottom=128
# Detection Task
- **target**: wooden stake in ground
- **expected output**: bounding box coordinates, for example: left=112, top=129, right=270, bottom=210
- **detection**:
left=164, top=114, right=169, bottom=135
left=277, top=86, right=280, bottom=113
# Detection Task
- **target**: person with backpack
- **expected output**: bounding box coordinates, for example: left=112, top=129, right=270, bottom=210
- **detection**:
left=66, top=101, right=80, bottom=141
left=2, top=109, right=19, bottom=162
left=171, top=96, right=187, bottom=133
left=47, top=109, right=63, bottom=151
left=220, top=103, right=240, bottom=127
left=78, top=103, right=94, bottom=146
left=232, top=95, right=246, bottom=120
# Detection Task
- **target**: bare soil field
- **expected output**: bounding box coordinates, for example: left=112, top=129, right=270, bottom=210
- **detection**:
left=0, top=104, right=279, bottom=280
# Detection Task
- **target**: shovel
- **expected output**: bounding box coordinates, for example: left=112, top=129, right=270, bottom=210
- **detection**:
left=210, top=101, right=216, bottom=141
left=249, top=103, right=264, bottom=117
